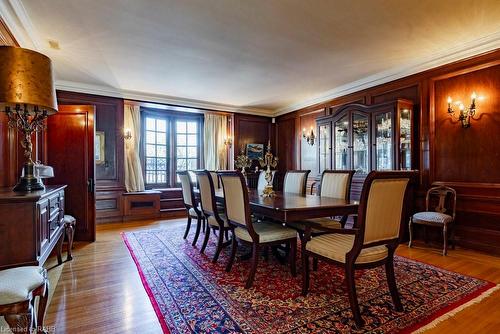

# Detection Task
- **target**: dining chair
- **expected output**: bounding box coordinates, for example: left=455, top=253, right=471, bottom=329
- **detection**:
left=218, top=171, right=298, bottom=289
left=408, top=185, right=457, bottom=255
left=288, top=170, right=355, bottom=234
left=178, top=170, right=205, bottom=246
left=209, top=171, right=220, bottom=189
left=302, top=170, right=417, bottom=328
left=283, top=170, right=310, bottom=195
left=195, top=170, right=233, bottom=263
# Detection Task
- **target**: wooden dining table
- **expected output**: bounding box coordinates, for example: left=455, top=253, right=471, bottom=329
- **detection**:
left=212, top=189, right=359, bottom=223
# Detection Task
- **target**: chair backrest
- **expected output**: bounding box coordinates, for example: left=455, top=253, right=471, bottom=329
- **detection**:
left=356, top=171, right=417, bottom=247
left=257, top=170, right=276, bottom=191
left=208, top=171, right=220, bottom=189
left=318, top=170, right=355, bottom=200
left=283, top=170, right=310, bottom=195
left=426, top=185, right=457, bottom=219
left=178, top=171, right=195, bottom=208
left=218, top=171, right=256, bottom=235
left=195, top=170, right=220, bottom=218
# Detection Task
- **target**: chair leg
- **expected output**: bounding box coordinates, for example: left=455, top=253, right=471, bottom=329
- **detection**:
left=451, top=223, right=456, bottom=250
left=212, top=227, right=225, bottom=263
left=66, top=223, right=75, bottom=261
left=192, top=217, right=202, bottom=246
left=200, top=225, right=211, bottom=254
left=225, top=231, right=238, bottom=272
left=245, top=243, right=260, bottom=289
left=224, top=229, right=229, bottom=241
left=312, top=258, right=318, bottom=271
left=345, top=265, right=364, bottom=328
left=37, top=280, right=49, bottom=332
left=385, top=257, right=403, bottom=311
left=183, top=216, right=192, bottom=239
left=56, top=232, right=64, bottom=265
left=289, top=238, right=297, bottom=277
left=302, top=252, right=310, bottom=296
left=5, top=310, right=33, bottom=334
left=443, top=224, right=448, bottom=256
left=408, top=218, right=413, bottom=248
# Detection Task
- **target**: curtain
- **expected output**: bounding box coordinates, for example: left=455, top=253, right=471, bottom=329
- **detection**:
left=124, top=104, right=145, bottom=192
left=204, top=113, right=228, bottom=170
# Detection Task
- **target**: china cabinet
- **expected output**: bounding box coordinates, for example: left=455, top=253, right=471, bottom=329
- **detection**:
left=316, top=99, right=415, bottom=177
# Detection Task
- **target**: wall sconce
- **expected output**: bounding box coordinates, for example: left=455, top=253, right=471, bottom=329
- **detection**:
left=302, top=126, right=315, bottom=146
left=124, top=128, right=132, bottom=140
left=447, top=92, right=480, bottom=128
left=224, top=136, right=232, bottom=148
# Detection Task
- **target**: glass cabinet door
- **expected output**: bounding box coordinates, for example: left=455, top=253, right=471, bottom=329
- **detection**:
left=318, top=122, right=331, bottom=173
left=374, top=112, right=393, bottom=170
left=399, top=108, right=412, bottom=170
left=334, top=115, right=349, bottom=170
left=352, top=113, right=369, bottom=174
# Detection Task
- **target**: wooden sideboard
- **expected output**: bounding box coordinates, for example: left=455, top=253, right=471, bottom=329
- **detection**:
left=0, top=185, right=67, bottom=269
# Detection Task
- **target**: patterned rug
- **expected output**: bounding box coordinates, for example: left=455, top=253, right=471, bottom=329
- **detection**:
left=122, top=226, right=497, bottom=334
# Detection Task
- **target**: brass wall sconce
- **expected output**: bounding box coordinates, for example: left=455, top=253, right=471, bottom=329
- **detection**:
left=124, top=128, right=132, bottom=140
left=302, top=126, right=315, bottom=146
left=224, top=136, right=232, bottom=148
left=447, top=92, right=480, bottom=128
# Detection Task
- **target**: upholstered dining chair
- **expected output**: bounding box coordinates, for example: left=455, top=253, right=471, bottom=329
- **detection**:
left=408, top=185, right=457, bottom=255
left=288, top=170, right=355, bottom=235
left=283, top=170, right=310, bottom=195
left=302, top=170, right=417, bottom=328
left=195, top=170, right=233, bottom=263
left=218, top=171, right=298, bottom=289
left=209, top=171, right=220, bottom=189
left=178, top=170, right=205, bottom=246
left=0, top=266, right=49, bottom=334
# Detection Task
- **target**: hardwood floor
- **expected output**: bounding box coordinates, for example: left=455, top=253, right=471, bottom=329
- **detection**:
left=45, top=219, right=500, bottom=333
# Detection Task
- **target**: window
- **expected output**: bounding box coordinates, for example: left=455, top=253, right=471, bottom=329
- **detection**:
left=141, top=108, right=203, bottom=188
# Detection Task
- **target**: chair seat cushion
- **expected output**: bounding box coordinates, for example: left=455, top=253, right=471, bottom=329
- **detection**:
left=188, top=206, right=201, bottom=218
left=306, top=234, right=388, bottom=264
left=288, top=218, right=342, bottom=233
left=412, top=212, right=452, bottom=224
left=235, top=222, right=297, bottom=243
left=207, top=214, right=230, bottom=228
left=63, top=215, right=76, bottom=224
left=0, top=266, right=46, bottom=305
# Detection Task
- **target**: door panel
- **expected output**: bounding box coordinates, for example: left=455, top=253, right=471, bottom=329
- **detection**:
left=46, top=105, right=96, bottom=241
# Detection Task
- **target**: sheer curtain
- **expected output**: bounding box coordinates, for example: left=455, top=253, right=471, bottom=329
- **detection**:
left=124, top=104, right=145, bottom=192
left=204, top=113, right=228, bottom=170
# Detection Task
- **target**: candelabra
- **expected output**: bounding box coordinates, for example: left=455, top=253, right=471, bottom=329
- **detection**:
left=258, top=141, right=278, bottom=197
left=234, top=149, right=252, bottom=182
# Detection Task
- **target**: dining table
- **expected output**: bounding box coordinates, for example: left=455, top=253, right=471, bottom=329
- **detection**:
left=212, top=188, right=359, bottom=224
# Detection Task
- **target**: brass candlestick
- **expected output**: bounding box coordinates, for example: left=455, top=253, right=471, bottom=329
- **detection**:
left=234, top=148, right=252, bottom=182
left=258, top=141, right=278, bottom=197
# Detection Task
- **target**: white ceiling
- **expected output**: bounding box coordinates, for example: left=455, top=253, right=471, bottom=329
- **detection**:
left=2, top=0, right=500, bottom=115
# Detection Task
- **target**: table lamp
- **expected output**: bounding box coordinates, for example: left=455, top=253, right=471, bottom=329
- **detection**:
left=0, top=46, right=58, bottom=191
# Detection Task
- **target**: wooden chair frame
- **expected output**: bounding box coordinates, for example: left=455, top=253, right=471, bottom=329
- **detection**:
left=195, top=170, right=234, bottom=263
left=302, top=170, right=418, bottom=328
left=177, top=170, right=205, bottom=247
left=283, top=170, right=311, bottom=196
left=218, top=170, right=297, bottom=289
left=0, top=269, right=49, bottom=334
left=408, top=185, right=457, bottom=255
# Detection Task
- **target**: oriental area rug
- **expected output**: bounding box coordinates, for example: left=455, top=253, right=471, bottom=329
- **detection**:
left=122, top=226, right=497, bottom=334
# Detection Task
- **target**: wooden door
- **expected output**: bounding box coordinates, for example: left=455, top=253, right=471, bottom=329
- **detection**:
left=46, top=105, right=96, bottom=241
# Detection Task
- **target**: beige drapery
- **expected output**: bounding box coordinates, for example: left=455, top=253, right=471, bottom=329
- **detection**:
left=124, top=104, right=145, bottom=192
left=204, top=113, right=228, bottom=170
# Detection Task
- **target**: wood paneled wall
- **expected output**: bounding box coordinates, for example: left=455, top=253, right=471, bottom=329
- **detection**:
left=276, top=48, right=500, bottom=254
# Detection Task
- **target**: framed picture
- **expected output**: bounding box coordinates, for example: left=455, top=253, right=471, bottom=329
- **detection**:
left=246, top=143, right=264, bottom=160
left=95, top=131, right=105, bottom=165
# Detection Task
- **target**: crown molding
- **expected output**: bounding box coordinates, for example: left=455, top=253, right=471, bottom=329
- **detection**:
left=0, top=0, right=40, bottom=49
left=55, top=80, right=274, bottom=117
left=275, top=33, right=500, bottom=116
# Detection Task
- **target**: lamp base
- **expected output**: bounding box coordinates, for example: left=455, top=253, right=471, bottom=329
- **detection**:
left=13, top=176, right=45, bottom=192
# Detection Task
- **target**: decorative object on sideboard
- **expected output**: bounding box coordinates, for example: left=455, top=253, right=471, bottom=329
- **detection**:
left=234, top=148, right=252, bottom=182
left=302, top=126, right=315, bottom=146
left=21, top=162, right=54, bottom=179
left=258, top=140, right=278, bottom=198
left=447, top=92, right=483, bottom=128
left=0, top=46, right=58, bottom=191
